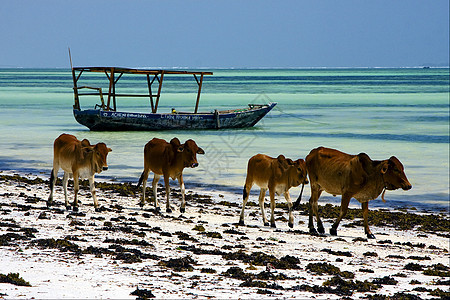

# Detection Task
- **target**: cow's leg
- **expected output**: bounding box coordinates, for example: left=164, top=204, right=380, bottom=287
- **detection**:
left=88, top=175, right=99, bottom=211
left=284, top=191, right=294, bottom=228
left=47, top=167, right=58, bottom=207
left=362, top=202, right=375, bottom=239
left=163, top=174, right=172, bottom=213
left=258, top=188, right=269, bottom=226
left=139, top=169, right=150, bottom=207
left=151, top=174, right=161, bottom=210
left=269, top=189, right=276, bottom=228
left=239, top=182, right=253, bottom=226
left=62, top=171, right=70, bottom=210
left=330, top=193, right=351, bottom=236
left=72, top=172, right=80, bottom=211
left=178, top=174, right=186, bottom=213
left=308, top=187, right=323, bottom=235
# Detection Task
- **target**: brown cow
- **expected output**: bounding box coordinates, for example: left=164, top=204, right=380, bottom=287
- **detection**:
left=48, top=133, right=112, bottom=211
left=296, top=147, right=412, bottom=239
left=239, top=154, right=309, bottom=228
left=137, top=137, right=204, bottom=213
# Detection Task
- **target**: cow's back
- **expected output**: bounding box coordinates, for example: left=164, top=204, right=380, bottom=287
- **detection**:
left=306, top=147, right=361, bottom=195
left=144, top=138, right=174, bottom=174
left=246, top=154, right=276, bottom=188
left=53, top=134, right=82, bottom=171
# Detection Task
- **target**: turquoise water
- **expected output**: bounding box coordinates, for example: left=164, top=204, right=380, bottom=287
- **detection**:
left=0, top=68, right=448, bottom=212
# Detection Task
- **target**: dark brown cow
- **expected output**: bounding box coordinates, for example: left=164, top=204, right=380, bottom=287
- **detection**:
left=137, top=137, right=204, bottom=213
left=239, top=154, right=309, bottom=228
left=48, top=133, right=112, bottom=211
left=297, top=147, right=412, bottom=238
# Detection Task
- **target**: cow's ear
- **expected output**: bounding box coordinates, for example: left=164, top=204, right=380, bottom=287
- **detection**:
left=178, top=146, right=184, bottom=153
left=81, top=139, right=91, bottom=147
left=277, top=155, right=289, bottom=170
left=358, top=153, right=373, bottom=171
left=381, top=161, right=389, bottom=174
left=197, top=147, right=205, bottom=155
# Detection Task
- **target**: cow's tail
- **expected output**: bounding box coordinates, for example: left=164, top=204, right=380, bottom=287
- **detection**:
left=292, top=183, right=305, bottom=210
left=137, top=171, right=145, bottom=188
left=49, top=169, right=55, bottom=190
left=243, top=184, right=248, bottom=201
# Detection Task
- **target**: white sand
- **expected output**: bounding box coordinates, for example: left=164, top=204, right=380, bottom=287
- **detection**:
left=0, top=174, right=448, bottom=299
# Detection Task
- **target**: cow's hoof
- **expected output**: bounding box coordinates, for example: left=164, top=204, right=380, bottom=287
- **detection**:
left=72, top=206, right=79, bottom=212
left=318, top=226, right=325, bottom=234
left=270, top=223, right=276, bottom=228
left=139, top=202, right=145, bottom=208
left=95, top=207, right=101, bottom=213
left=330, top=228, right=337, bottom=236
left=65, top=205, right=71, bottom=211
left=166, top=208, right=172, bottom=213
left=180, top=207, right=185, bottom=213
left=288, top=222, right=294, bottom=229
left=366, top=233, right=376, bottom=239
left=309, top=227, right=318, bottom=235
left=238, top=220, right=245, bottom=226
left=155, top=207, right=161, bottom=212
left=46, top=201, right=53, bottom=208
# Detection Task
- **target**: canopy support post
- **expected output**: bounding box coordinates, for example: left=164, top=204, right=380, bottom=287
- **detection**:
left=153, top=71, right=164, bottom=113
left=194, top=73, right=204, bottom=113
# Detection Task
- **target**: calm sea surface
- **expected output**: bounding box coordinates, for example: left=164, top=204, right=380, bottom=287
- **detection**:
left=0, top=68, right=448, bottom=212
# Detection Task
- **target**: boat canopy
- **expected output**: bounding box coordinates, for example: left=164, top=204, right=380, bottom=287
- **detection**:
left=71, top=66, right=213, bottom=113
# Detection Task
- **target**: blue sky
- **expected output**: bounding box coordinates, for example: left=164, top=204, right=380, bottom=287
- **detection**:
left=1, top=0, right=448, bottom=68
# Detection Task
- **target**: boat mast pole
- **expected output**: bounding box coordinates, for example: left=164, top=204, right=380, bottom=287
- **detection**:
left=146, top=74, right=155, bottom=113
left=153, top=71, right=164, bottom=113
left=69, top=48, right=80, bottom=110
left=194, top=73, right=204, bottom=113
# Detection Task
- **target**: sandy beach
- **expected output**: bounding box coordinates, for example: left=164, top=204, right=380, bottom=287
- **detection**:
left=0, top=172, right=449, bottom=299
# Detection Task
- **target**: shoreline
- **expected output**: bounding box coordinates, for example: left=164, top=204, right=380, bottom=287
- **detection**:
left=1, top=173, right=449, bottom=299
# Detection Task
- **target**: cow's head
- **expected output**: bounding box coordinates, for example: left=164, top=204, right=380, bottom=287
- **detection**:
left=381, top=156, right=412, bottom=191
left=84, top=142, right=112, bottom=173
left=178, top=139, right=204, bottom=168
left=278, top=155, right=309, bottom=187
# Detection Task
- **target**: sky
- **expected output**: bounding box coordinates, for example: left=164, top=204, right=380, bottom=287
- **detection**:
left=0, top=0, right=448, bottom=68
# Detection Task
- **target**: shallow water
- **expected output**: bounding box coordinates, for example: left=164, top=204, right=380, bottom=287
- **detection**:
left=0, top=68, right=448, bottom=212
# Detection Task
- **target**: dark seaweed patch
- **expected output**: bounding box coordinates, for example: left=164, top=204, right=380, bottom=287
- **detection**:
left=321, top=248, right=352, bottom=257
left=323, top=275, right=380, bottom=294
left=372, top=276, right=398, bottom=285
left=158, top=256, right=196, bottom=272
left=423, top=263, right=450, bottom=277
left=306, top=262, right=354, bottom=279
left=404, top=263, right=424, bottom=271
left=130, top=287, right=155, bottom=299
left=0, top=273, right=31, bottom=287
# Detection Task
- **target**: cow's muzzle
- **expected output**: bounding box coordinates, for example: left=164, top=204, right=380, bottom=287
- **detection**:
left=103, top=166, right=109, bottom=171
left=191, top=163, right=199, bottom=168
left=402, top=183, right=412, bottom=190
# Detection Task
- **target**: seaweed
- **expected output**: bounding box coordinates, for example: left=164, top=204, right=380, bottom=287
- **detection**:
left=404, top=263, right=424, bottom=271
left=306, top=262, right=354, bottom=279
left=372, top=276, right=398, bottom=285
left=158, top=256, right=196, bottom=272
left=423, top=263, right=450, bottom=277
left=0, top=272, right=31, bottom=287
left=321, top=248, right=352, bottom=257
left=323, top=275, right=380, bottom=294
left=130, top=287, right=155, bottom=299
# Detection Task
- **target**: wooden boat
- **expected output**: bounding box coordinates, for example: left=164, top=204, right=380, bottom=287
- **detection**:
left=70, top=66, right=276, bottom=131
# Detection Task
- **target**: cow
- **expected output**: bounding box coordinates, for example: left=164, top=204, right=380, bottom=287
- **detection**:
left=137, top=137, right=204, bottom=213
left=294, top=146, right=412, bottom=239
left=239, top=154, right=309, bottom=228
left=47, top=133, right=112, bottom=211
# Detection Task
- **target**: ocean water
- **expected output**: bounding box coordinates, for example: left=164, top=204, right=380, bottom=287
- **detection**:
left=0, top=68, right=448, bottom=212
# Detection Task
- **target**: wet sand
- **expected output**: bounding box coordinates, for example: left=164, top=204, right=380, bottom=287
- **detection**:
left=0, top=173, right=449, bottom=299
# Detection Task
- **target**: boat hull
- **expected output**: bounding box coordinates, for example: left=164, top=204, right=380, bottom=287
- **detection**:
left=73, top=103, right=277, bottom=131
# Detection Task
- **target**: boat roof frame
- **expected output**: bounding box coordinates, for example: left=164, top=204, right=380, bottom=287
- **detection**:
left=71, top=66, right=213, bottom=113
